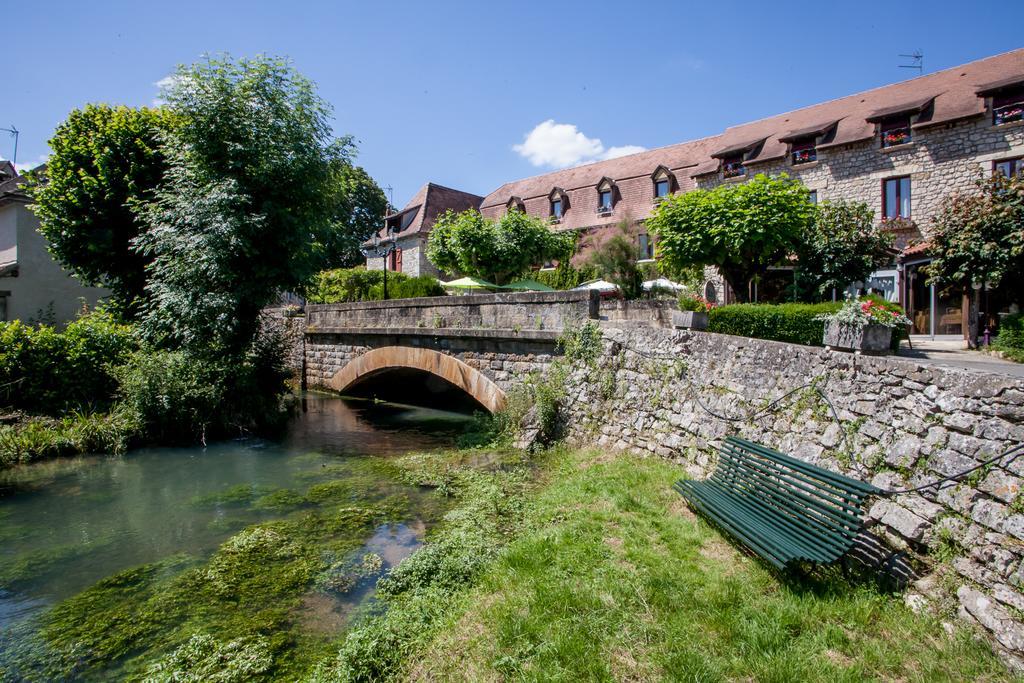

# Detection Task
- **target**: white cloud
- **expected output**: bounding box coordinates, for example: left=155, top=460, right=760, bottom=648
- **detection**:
left=152, top=74, right=182, bottom=106
left=602, top=145, right=647, bottom=160
left=513, top=120, right=645, bottom=169
left=7, top=154, right=49, bottom=174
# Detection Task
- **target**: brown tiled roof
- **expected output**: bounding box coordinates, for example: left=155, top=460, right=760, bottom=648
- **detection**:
left=478, top=48, right=1024, bottom=229
left=865, top=96, right=936, bottom=122
left=901, top=241, right=932, bottom=258
left=371, top=182, right=484, bottom=243
left=777, top=120, right=840, bottom=143
left=975, top=75, right=1024, bottom=96
left=711, top=137, right=766, bottom=158
left=441, top=48, right=1024, bottom=237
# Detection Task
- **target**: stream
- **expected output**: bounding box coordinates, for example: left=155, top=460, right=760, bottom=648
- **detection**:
left=0, top=393, right=475, bottom=680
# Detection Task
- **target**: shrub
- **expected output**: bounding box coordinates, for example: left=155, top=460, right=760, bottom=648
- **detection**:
left=533, top=263, right=598, bottom=290
left=586, top=223, right=644, bottom=299
left=306, top=267, right=444, bottom=303
left=678, top=293, right=714, bottom=313
left=0, top=311, right=138, bottom=415
left=0, top=406, right=141, bottom=468
left=994, top=313, right=1024, bottom=362
left=368, top=275, right=445, bottom=301
left=708, top=302, right=842, bottom=346
left=859, top=294, right=911, bottom=351
left=115, top=335, right=290, bottom=443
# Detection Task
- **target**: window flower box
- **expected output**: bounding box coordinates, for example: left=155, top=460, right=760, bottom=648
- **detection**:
left=823, top=322, right=892, bottom=354
left=792, top=148, right=816, bottom=164
left=882, top=127, right=911, bottom=148
left=672, top=310, right=709, bottom=330
left=722, top=160, right=745, bottom=178
left=817, top=298, right=910, bottom=355
left=994, top=103, right=1024, bottom=126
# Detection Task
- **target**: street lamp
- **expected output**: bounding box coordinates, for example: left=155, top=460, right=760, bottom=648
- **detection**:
left=360, top=225, right=398, bottom=300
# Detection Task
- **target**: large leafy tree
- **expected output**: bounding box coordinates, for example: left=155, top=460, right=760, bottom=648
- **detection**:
left=796, top=201, right=893, bottom=300
left=26, top=104, right=170, bottom=315
left=320, top=163, right=389, bottom=269
left=646, top=173, right=815, bottom=302
left=928, top=173, right=1024, bottom=347
left=426, top=208, right=573, bottom=285
left=135, top=55, right=352, bottom=357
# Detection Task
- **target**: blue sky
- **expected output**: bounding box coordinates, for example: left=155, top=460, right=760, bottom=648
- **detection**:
left=4, top=1, right=1022, bottom=206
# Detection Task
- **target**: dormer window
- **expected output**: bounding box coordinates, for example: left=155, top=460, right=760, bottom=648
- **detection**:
left=994, top=88, right=1024, bottom=126
left=711, top=138, right=764, bottom=180
left=506, top=196, right=525, bottom=213
left=551, top=198, right=562, bottom=220
left=651, top=166, right=676, bottom=200
left=880, top=117, right=912, bottom=148
left=722, top=154, right=745, bottom=178
left=596, top=178, right=616, bottom=214
left=791, top=139, right=816, bottom=165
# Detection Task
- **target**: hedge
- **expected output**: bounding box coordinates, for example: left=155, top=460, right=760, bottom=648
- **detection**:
left=306, top=267, right=446, bottom=303
left=533, top=263, right=598, bottom=290
left=708, top=302, right=842, bottom=347
left=0, top=312, right=138, bottom=415
left=994, top=313, right=1024, bottom=363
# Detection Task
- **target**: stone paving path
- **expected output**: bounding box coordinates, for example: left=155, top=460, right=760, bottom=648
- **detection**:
left=898, top=337, right=1024, bottom=377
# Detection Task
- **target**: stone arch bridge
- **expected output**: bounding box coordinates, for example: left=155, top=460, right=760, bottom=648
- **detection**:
left=302, top=290, right=615, bottom=412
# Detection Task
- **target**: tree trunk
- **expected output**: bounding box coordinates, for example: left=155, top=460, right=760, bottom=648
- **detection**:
left=966, top=287, right=980, bottom=349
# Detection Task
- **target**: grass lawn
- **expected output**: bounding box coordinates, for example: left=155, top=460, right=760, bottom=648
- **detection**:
left=398, top=448, right=1010, bottom=682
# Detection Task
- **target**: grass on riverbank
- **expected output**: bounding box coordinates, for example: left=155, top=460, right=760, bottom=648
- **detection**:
left=321, top=447, right=1011, bottom=682
left=0, top=407, right=140, bottom=468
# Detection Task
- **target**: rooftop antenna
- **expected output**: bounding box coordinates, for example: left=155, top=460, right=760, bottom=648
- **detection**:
left=384, top=184, right=394, bottom=213
left=899, top=51, right=924, bottom=75
left=0, top=125, right=18, bottom=166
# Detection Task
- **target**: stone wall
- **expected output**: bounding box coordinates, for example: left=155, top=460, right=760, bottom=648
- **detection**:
left=306, top=290, right=599, bottom=333
left=304, top=329, right=557, bottom=396
left=555, top=326, right=1024, bottom=665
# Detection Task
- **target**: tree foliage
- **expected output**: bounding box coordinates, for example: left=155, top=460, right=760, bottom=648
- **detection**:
left=135, top=55, right=351, bottom=357
left=586, top=222, right=644, bottom=299
left=426, top=209, right=573, bottom=285
left=928, top=173, right=1024, bottom=291
left=796, top=201, right=893, bottom=300
left=320, top=163, right=389, bottom=270
left=646, top=173, right=816, bottom=302
left=928, top=172, right=1024, bottom=347
left=26, top=105, right=171, bottom=315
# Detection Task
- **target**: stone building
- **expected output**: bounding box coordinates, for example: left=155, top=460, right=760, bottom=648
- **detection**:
left=0, top=164, right=108, bottom=324
left=364, top=183, right=483, bottom=278
left=369, top=48, right=1024, bottom=339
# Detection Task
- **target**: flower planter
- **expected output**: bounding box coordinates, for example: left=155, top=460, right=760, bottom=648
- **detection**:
left=823, top=321, right=892, bottom=355
left=672, top=310, right=709, bottom=330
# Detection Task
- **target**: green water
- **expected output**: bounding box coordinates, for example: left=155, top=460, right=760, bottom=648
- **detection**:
left=0, top=394, right=473, bottom=681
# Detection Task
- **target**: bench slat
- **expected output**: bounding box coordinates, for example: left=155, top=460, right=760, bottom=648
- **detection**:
left=718, top=441, right=869, bottom=509
left=697, top=478, right=851, bottom=561
left=716, top=451, right=866, bottom=528
left=678, top=480, right=847, bottom=565
left=728, top=437, right=881, bottom=495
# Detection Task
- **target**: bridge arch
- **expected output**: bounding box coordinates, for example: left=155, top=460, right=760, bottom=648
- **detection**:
left=327, top=346, right=507, bottom=414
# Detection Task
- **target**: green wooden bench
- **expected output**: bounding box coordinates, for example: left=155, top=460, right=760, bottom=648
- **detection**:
left=673, top=436, right=881, bottom=570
